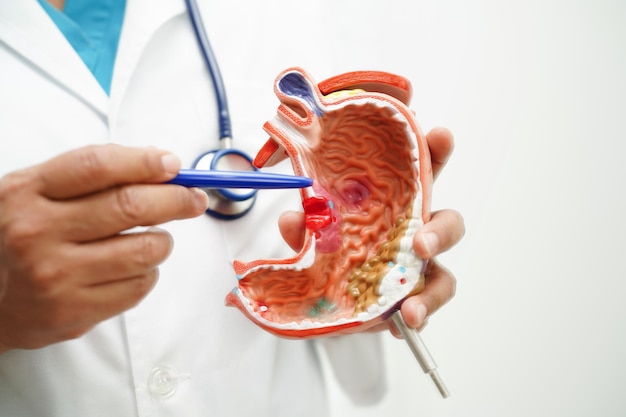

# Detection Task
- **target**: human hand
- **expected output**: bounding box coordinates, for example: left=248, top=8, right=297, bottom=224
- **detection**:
left=278, top=127, right=464, bottom=335
left=0, top=145, right=209, bottom=353
left=395, top=127, right=464, bottom=333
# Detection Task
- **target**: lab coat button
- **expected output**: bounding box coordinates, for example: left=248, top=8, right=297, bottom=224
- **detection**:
left=148, top=367, right=179, bottom=398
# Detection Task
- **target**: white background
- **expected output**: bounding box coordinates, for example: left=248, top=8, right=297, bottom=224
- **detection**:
left=318, top=1, right=626, bottom=416
left=3, top=1, right=624, bottom=416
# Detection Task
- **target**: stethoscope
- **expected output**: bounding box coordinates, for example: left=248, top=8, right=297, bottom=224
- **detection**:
left=185, top=0, right=258, bottom=220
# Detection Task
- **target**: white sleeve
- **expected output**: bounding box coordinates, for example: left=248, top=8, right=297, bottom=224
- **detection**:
left=318, top=332, right=388, bottom=405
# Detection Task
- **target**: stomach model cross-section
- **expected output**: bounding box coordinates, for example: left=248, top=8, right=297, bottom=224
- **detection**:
left=226, top=67, right=433, bottom=339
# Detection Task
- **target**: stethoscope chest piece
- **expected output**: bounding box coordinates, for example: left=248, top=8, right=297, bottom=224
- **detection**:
left=192, top=147, right=258, bottom=220
left=186, top=0, right=259, bottom=221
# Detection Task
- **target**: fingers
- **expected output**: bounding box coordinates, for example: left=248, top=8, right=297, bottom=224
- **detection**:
left=278, top=210, right=306, bottom=251
left=69, top=228, right=174, bottom=285
left=80, top=271, right=160, bottom=325
left=1, top=144, right=210, bottom=242
left=58, top=184, right=209, bottom=241
left=73, top=229, right=173, bottom=319
left=55, top=269, right=159, bottom=336
left=388, top=127, right=460, bottom=333
left=2, top=269, right=161, bottom=350
left=0, top=271, right=6, bottom=301
left=398, top=208, right=463, bottom=332
left=0, top=145, right=210, bottom=351
left=34, top=144, right=182, bottom=200
left=0, top=229, right=171, bottom=348
left=425, top=127, right=454, bottom=180
left=400, top=259, right=457, bottom=330
left=413, top=209, right=465, bottom=259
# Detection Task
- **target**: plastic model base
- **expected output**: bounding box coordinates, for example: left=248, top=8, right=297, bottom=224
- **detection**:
left=226, top=67, right=432, bottom=339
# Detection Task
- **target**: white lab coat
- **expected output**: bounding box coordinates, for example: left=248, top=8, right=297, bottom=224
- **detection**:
left=0, top=1, right=386, bottom=416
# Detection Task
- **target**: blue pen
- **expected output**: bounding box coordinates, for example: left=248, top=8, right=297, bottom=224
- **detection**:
left=167, top=169, right=313, bottom=189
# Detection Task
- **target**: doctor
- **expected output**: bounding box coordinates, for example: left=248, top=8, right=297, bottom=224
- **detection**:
left=0, top=1, right=464, bottom=416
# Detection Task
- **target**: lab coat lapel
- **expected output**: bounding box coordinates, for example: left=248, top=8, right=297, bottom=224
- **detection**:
left=108, top=0, right=186, bottom=118
left=0, top=2, right=109, bottom=117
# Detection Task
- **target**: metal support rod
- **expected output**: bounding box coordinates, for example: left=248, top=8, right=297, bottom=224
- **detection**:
left=391, top=310, right=450, bottom=398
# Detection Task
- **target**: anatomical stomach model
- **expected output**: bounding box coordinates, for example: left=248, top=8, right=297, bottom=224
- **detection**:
left=226, top=67, right=433, bottom=339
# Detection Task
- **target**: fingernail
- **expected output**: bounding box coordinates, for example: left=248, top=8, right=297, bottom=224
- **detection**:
left=415, top=303, right=428, bottom=326
left=161, top=153, right=181, bottom=175
left=192, top=188, right=210, bottom=211
left=419, top=231, right=439, bottom=257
